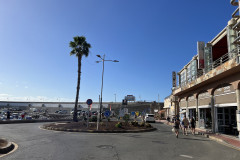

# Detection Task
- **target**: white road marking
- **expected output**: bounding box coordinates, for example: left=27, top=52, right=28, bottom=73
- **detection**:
left=180, top=155, right=193, bottom=159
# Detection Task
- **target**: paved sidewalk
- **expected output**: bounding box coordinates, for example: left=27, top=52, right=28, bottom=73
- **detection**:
left=156, top=119, right=240, bottom=151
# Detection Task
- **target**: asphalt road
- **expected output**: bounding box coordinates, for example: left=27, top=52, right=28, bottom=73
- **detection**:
left=0, top=122, right=239, bottom=160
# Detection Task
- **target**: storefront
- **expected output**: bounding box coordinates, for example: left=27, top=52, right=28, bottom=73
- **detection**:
left=198, top=91, right=212, bottom=129
left=188, top=95, right=196, bottom=119
left=179, top=98, right=187, bottom=121
left=214, top=84, right=238, bottom=135
left=179, top=108, right=186, bottom=122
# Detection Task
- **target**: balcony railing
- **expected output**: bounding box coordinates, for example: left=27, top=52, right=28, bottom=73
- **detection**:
left=177, top=52, right=239, bottom=88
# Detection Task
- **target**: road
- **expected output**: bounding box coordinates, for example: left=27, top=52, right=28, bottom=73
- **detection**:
left=0, top=122, right=239, bottom=160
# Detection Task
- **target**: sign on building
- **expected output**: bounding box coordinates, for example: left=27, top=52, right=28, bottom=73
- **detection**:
left=204, top=43, right=212, bottom=73
left=172, top=71, right=176, bottom=87
left=197, top=41, right=205, bottom=69
left=125, top=95, right=135, bottom=101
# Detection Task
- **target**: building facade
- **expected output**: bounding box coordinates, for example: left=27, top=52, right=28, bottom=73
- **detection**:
left=164, top=95, right=177, bottom=121
left=172, top=1, right=240, bottom=136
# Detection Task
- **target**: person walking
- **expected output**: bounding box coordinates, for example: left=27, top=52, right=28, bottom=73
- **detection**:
left=182, top=116, right=189, bottom=135
left=167, top=116, right=170, bottom=125
left=190, top=117, right=196, bottom=135
left=173, top=118, right=180, bottom=138
left=7, top=110, right=10, bottom=120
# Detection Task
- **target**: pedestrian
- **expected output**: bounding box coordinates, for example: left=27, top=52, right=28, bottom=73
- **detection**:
left=167, top=116, right=170, bottom=125
left=7, top=110, right=10, bottom=120
left=173, top=118, right=180, bottom=138
left=180, top=119, right=184, bottom=130
left=182, top=116, right=189, bottom=135
left=190, top=117, right=196, bottom=135
left=21, top=113, right=25, bottom=120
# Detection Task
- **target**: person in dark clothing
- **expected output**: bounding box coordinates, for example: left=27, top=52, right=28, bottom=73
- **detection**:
left=190, top=117, right=196, bottom=135
left=174, top=118, right=180, bottom=138
left=7, top=111, right=10, bottom=120
left=167, top=116, right=170, bottom=124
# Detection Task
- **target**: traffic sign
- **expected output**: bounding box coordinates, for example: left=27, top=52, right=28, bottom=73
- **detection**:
left=104, top=110, right=111, bottom=117
left=86, top=99, right=93, bottom=105
left=135, top=111, right=139, bottom=116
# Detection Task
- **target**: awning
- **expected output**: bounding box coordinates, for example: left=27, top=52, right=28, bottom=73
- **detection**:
left=163, top=106, right=170, bottom=109
left=179, top=110, right=186, bottom=114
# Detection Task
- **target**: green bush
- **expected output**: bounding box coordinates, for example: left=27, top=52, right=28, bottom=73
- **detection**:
left=90, top=116, right=97, bottom=122
left=123, top=114, right=130, bottom=123
left=115, top=122, right=122, bottom=128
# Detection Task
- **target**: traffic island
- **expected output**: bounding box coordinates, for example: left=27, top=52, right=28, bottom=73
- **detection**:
left=41, top=121, right=157, bottom=133
left=0, top=138, right=15, bottom=155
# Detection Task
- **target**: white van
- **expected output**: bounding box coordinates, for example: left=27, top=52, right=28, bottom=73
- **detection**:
left=144, top=114, right=155, bottom=123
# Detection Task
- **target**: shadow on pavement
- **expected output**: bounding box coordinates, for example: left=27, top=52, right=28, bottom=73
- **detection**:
left=179, top=137, right=210, bottom=141
left=158, top=131, right=172, bottom=133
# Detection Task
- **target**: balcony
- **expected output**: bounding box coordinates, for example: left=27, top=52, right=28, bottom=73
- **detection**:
left=173, top=53, right=240, bottom=96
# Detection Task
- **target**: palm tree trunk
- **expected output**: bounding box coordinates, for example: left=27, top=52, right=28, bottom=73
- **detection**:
left=73, top=56, right=82, bottom=122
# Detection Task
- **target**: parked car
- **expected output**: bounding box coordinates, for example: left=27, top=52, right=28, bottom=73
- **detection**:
left=144, top=114, right=155, bottom=123
left=25, top=116, right=32, bottom=120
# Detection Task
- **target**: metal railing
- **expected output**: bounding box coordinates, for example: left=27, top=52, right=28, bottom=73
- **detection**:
left=176, top=52, right=238, bottom=89
left=232, top=7, right=239, bottom=18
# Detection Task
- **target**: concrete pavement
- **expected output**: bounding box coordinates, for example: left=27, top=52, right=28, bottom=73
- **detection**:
left=157, top=119, right=240, bottom=151
left=0, top=122, right=239, bottom=159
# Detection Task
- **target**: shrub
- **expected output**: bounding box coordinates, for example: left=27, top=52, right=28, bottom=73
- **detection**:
left=130, top=121, right=139, bottom=126
left=123, top=114, right=130, bottom=123
left=115, top=122, right=122, bottom=128
left=90, top=116, right=97, bottom=122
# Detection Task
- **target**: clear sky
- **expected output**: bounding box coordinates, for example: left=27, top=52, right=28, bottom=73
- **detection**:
left=0, top=0, right=235, bottom=103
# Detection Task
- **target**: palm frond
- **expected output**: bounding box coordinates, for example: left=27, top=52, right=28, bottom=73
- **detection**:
left=70, top=49, right=76, bottom=56
left=69, top=41, right=77, bottom=48
left=69, top=36, right=91, bottom=57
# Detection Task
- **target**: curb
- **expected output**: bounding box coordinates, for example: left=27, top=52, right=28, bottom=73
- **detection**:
left=0, top=142, right=18, bottom=158
left=208, top=135, right=240, bottom=151
left=40, top=125, right=157, bottom=133
left=208, top=135, right=225, bottom=143
left=0, top=139, right=15, bottom=154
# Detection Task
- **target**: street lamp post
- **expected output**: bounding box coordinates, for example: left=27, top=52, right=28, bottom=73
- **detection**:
left=96, top=54, right=119, bottom=120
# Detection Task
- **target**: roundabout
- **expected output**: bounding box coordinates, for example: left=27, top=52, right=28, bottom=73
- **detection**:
left=41, top=121, right=157, bottom=133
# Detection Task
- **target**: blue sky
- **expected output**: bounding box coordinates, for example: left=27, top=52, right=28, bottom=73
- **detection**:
left=0, top=0, right=235, bottom=102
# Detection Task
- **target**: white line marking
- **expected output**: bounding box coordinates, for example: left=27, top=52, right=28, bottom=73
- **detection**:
left=180, top=155, right=193, bottom=159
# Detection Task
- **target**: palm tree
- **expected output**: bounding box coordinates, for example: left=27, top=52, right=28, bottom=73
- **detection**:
left=69, top=36, right=91, bottom=122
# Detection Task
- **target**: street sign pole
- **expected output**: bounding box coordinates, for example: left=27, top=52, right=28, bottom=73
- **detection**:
left=104, top=110, right=111, bottom=128
left=87, top=105, right=90, bottom=128
left=86, top=99, right=93, bottom=129
left=97, top=95, right=100, bottom=131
